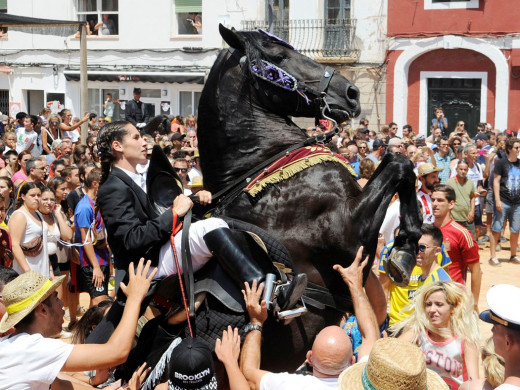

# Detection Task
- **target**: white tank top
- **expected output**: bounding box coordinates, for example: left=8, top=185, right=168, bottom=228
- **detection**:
left=417, top=331, right=467, bottom=389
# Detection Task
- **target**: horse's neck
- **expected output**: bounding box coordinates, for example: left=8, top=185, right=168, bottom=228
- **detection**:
left=201, top=81, right=305, bottom=192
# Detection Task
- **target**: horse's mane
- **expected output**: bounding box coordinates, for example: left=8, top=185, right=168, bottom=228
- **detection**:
left=143, top=115, right=170, bottom=136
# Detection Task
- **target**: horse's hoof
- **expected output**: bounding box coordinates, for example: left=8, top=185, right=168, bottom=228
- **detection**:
left=384, top=249, right=416, bottom=287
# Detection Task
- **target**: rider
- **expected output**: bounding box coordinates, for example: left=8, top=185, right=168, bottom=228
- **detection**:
left=86, top=121, right=307, bottom=343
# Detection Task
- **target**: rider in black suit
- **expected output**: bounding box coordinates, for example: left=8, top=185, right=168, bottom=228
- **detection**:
left=86, top=121, right=306, bottom=344
left=125, top=88, right=150, bottom=127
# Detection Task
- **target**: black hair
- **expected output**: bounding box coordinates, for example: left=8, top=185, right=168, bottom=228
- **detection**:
left=96, top=121, right=132, bottom=185
left=420, top=224, right=443, bottom=247
left=89, top=113, right=98, bottom=121
left=0, top=265, right=18, bottom=288
left=15, top=182, right=41, bottom=209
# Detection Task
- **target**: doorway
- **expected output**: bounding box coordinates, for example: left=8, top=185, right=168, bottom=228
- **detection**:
left=27, top=90, right=45, bottom=116
left=427, top=78, right=482, bottom=137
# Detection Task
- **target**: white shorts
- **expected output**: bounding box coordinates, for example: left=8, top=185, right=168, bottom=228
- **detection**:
left=155, top=217, right=228, bottom=279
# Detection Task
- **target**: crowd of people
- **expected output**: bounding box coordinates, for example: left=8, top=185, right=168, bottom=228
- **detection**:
left=0, top=103, right=518, bottom=390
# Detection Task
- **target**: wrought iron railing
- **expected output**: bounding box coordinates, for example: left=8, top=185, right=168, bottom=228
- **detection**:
left=241, top=18, right=358, bottom=60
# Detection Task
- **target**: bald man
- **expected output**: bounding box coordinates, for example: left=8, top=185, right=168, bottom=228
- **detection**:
left=241, top=247, right=379, bottom=390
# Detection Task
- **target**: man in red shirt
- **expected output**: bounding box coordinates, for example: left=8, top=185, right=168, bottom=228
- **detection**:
left=432, top=184, right=482, bottom=311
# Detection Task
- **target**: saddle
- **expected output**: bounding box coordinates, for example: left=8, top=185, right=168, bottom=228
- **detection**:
left=151, top=216, right=294, bottom=318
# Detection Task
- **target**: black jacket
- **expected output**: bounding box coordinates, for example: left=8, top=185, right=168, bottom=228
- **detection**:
left=125, top=99, right=150, bottom=125
left=97, top=167, right=177, bottom=269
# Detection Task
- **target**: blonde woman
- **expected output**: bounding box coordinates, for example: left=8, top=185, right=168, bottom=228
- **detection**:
left=393, top=281, right=480, bottom=389
left=459, top=337, right=505, bottom=389
left=42, top=113, right=62, bottom=154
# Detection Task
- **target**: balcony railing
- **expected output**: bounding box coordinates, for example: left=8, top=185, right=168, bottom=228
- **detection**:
left=241, top=18, right=358, bottom=60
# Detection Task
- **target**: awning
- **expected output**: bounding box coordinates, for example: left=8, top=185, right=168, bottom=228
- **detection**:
left=64, top=70, right=206, bottom=84
left=0, top=13, right=82, bottom=27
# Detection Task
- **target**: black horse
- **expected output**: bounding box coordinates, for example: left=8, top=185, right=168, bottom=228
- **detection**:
left=191, top=25, right=422, bottom=372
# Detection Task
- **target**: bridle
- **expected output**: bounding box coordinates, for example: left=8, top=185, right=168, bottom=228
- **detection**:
left=228, top=39, right=341, bottom=134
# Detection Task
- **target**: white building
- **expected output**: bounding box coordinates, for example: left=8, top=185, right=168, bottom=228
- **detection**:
left=0, top=0, right=386, bottom=126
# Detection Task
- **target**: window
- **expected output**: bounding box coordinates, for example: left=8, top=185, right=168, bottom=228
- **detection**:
left=77, top=0, right=119, bottom=36
left=0, top=0, right=7, bottom=38
left=324, top=0, right=351, bottom=56
left=425, top=0, right=478, bottom=10
left=88, top=88, right=121, bottom=120
left=175, top=0, right=202, bottom=35
left=325, top=0, right=350, bottom=20
left=266, top=0, right=289, bottom=41
left=179, top=91, right=201, bottom=117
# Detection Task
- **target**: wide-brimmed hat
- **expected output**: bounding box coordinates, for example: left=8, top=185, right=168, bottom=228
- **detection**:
left=480, top=284, right=520, bottom=331
left=0, top=271, right=65, bottom=333
left=418, top=162, right=443, bottom=177
left=338, top=338, right=448, bottom=390
left=190, top=176, right=204, bottom=189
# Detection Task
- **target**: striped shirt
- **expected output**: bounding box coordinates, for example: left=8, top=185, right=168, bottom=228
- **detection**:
left=439, top=219, right=479, bottom=285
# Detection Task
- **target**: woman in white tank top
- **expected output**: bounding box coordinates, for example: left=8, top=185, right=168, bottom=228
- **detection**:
left=8, top=183, right=49, bottom=277
left=391, top=281, right=481, bottom=389
left=39, top=187, right=73, bottom=277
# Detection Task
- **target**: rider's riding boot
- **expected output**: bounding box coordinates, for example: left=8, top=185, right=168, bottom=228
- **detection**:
left=203, top=228, right=307, bottom=312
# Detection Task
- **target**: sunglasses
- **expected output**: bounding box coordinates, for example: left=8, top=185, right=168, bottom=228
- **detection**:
left=50, top=121, right=59, bottom=125
left=418, top=244, right=437, bottom=253
left=174, top=168, right=188, bottom=173
left=358, top=146, right=367, bottom=149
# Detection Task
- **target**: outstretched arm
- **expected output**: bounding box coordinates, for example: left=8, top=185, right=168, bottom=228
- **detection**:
left=215, top=326, right=249, bottom=390
left=62, top=259, right=157, bottom=372
left=333, top=246, right=380, bottom=361
left=239, top=280, right=270, bottom=390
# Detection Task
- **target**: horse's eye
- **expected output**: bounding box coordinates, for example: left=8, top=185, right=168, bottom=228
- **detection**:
left=272, top=55, right=287, bottom=63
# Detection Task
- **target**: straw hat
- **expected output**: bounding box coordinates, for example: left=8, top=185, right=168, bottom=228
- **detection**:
left=0, top=271, right=65, bottom=333
left=338, top=338, right=448, bottom=390
left=190, top=176, right=204, bottom=189
left=417, top=162, right=443, bottom=177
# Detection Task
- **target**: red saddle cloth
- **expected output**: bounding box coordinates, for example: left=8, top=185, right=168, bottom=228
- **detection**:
left=244, top=145, right=356, bottom=197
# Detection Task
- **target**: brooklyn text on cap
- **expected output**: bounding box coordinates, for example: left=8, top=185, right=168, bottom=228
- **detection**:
left=418, top=162, right=443, bottom=177
left=480, top=284, right=520, bottom=331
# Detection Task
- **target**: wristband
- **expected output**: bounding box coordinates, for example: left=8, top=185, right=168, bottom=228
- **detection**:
left=244, top=323, right=262, bottom=335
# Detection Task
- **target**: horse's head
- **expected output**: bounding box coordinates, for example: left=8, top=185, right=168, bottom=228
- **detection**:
left=219, top=24, right=360, bottom=123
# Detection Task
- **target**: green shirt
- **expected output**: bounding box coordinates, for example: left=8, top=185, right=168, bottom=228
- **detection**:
left=446, top=177, right=475, bottom=222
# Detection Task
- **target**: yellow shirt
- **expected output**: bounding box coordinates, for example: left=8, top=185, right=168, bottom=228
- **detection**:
left=379, top=241, right=452, bottom=326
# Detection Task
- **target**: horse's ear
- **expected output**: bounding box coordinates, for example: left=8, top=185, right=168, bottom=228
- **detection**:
left=219, top=24, right=244, bottom=51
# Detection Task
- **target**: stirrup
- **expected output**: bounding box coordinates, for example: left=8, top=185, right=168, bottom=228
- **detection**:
left=263, top=273, right=308, bottom=324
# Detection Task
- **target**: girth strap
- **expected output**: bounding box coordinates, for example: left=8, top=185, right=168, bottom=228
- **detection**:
left=303, top=282, right=353, bottom=313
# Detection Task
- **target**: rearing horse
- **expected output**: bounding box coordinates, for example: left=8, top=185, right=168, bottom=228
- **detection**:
left=195, top=25, right=421, bottom=371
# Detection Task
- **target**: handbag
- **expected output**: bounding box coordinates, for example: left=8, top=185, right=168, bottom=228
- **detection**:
left=21, top=235, right=43, bottom=257
left=20, top=213, right=44, bottom=258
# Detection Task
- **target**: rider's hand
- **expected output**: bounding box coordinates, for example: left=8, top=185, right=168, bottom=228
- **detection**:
left=119, top=258, right=157, bottom=301
left=242, top=280, right=268, bottom=327
left=333, top=246, right=369, bottom=292
left=215, top=326, right=241, bottom=366
left=196, top=190, right=212, bottom=205
left=172, top=194, right=193, bottom=217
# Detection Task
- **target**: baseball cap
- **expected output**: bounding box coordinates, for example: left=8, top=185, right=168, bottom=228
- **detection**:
left=171, top=132, right=186, bottom=142
left=360, top=128, right=369, bottom=134
left=474, top=133, right=488, bottom=141
left=372, top=139, right=387, bottom=149
left=417, top=162, right=443, bottom=177
left=168, top=337, right=217, bottom=390
left=480, top=284, right=520, bottom=331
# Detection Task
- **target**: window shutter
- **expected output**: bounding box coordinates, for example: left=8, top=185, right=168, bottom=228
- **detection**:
left=175, top=0, right=202, bottom=13
left=0, top=0, right=7, bottom=11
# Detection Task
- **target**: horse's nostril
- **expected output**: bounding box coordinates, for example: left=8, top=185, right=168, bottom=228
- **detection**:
left=346, top=85, right=359, bottom=101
